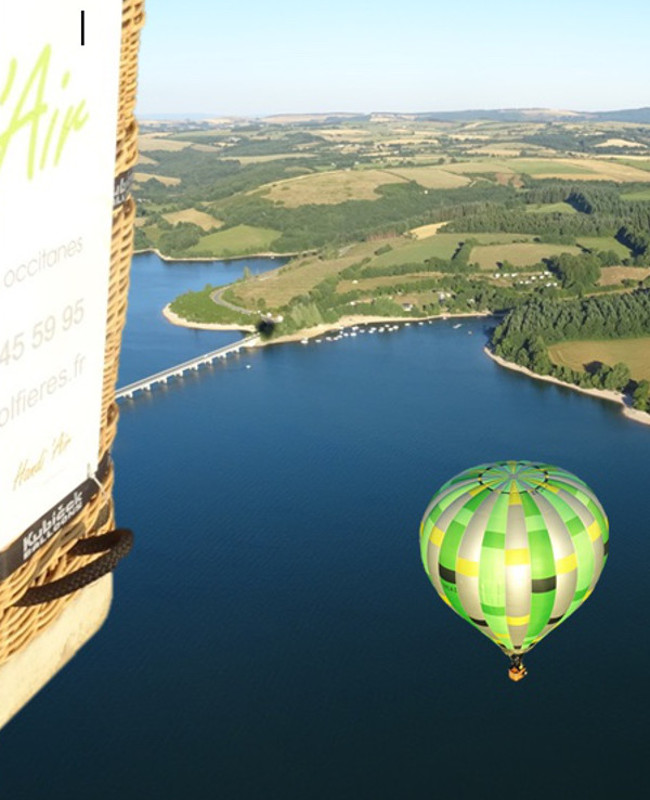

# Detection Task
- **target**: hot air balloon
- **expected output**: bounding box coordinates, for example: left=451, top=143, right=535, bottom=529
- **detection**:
left=419, top=461, right=609, bottom=681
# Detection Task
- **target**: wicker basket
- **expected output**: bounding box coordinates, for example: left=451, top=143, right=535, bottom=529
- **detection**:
left=0, top=0, right=145, bottom=666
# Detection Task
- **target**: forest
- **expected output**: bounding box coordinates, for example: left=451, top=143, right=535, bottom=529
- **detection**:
left=491, top=290, right=650, bottom=407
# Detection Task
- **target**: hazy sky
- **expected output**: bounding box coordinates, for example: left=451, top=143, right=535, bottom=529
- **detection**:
left=135, top=0, right=649, bottom=117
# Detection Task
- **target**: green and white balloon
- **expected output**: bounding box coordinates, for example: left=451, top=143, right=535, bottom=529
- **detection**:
left=420, top=461, right=609, bottom=658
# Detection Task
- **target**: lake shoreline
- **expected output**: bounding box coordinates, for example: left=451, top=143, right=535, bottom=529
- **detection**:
left=262, top=311, right=490, bottom=346
left=484, top=347, right=650, bottom=427
left=134, top=246, right=311, bottom=263
left=162, top=305, right=257, bottom=332
left=162, top=304, right=491, bottom=346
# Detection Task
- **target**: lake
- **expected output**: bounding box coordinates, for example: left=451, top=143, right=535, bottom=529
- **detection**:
left=1, top=252, right=648, bottom=798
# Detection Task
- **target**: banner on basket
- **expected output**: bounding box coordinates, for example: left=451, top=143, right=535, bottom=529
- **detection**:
left=0, top=1, right=122, bottom=564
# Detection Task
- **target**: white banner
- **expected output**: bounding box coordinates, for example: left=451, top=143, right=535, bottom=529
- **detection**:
left=0, top=2, right=123, bottom=560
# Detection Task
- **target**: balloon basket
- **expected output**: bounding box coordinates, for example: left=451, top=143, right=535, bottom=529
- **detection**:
left=0, top=575, right=113, bottom=729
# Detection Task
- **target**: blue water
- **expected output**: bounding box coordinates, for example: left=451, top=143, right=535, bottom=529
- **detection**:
left=1, top=253, right=649, bottom=798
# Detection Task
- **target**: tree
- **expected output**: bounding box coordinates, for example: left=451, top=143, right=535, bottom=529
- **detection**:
left=547, top=252, right=601, bottom=292
left=157, top=222, right=202, bottom=255
left=609, top=362, right=631, bottom=391
left=528, top=336, right=552, bottom=375
left=633, top=380, right=650, bottom=410
left=598, top=250, right=621, bottom=267
left=599, top=362, right=630, bottom=391
left=556, top=365, right=575, bottom=383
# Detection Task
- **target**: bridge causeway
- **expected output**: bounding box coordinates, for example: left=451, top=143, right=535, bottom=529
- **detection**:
left=115, top=335, right=260, bottom=400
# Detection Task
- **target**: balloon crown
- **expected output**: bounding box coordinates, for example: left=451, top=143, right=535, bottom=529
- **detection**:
left=473, top=460, right=555, bottom=494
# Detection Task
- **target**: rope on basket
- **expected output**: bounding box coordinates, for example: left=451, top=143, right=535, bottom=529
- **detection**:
left=13, top=529, right=134, bottom=607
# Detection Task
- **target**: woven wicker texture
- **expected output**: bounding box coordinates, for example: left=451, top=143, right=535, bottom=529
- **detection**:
left=0, top=0, right=145, bottom=666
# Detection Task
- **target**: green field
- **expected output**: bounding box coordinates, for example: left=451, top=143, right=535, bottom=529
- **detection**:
left=371, top=233, right=534, bottom=268
left=443, top=160, right=514, bottom=175
left=526, top=202, right=577, bottom=214
left=140, top=224, right=163, bottom=245
left=548, top=338, right=650, bottom=381
left=470, top=242, right=581, bottom=270
left=504, top=159, right=595, bottom=175
left=576, top=237, right=631, bottom=260
left=385, top=167, right=471, bottom=189
left=618, top=160, right=650, bottom=173
left=186, top=225, right=282, bottom=256
left=621, top=188, right=650, bottom=201
left=443, top=159, right=596, bottom=177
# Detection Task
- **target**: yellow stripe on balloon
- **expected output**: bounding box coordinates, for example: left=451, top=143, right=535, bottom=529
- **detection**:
left=429, top=526, right=445, bottom=547
left=456, top=557, right=479, bottom=577
left=505, top=548, right=530, bottom=566
left=507, top=614, right=531, bottom=626
left=509, top=484, right=522, bottom=505
left=587, top=521, right=601, bottom=542
left=556, top=552, right=577, bottom=573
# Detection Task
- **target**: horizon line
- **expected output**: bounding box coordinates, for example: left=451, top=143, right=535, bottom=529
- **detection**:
left=136, top=105, right=650, bottom=120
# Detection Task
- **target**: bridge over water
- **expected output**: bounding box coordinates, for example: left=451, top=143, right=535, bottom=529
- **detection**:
left=115, top=335, right=260, bottom=400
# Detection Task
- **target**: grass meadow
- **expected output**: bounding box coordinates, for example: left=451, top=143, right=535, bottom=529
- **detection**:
left=548, top=338, right=650, bottom=381
left=470, top=242, right=581, bottom=269
left=259, top=169, right=408, bottom=206
left=576, top=237, right=631, bottom=260
left=386, top=167, right=470, bottom=188
left=598, top=267, right=650, bottom=286
left=621, top=188, right=650, bottom=200
left=162, top=208, right=223, bottom=230
left=526, top=202, right=577, bottom=214
left=187, top=225, right=281, bottom=256
left=134, top=172, right=181, bottom=186
left=371, top=233, right=535, bottom=268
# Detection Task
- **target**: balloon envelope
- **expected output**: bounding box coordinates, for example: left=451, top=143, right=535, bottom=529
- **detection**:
left=419, top=461, right=609, bottom=656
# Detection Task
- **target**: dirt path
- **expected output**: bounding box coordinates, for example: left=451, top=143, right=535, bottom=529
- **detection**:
left=210, top=286, right=255, bottom=316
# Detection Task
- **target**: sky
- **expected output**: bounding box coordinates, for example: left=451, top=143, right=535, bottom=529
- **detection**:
left=135, top=0, right=649, bottom=118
